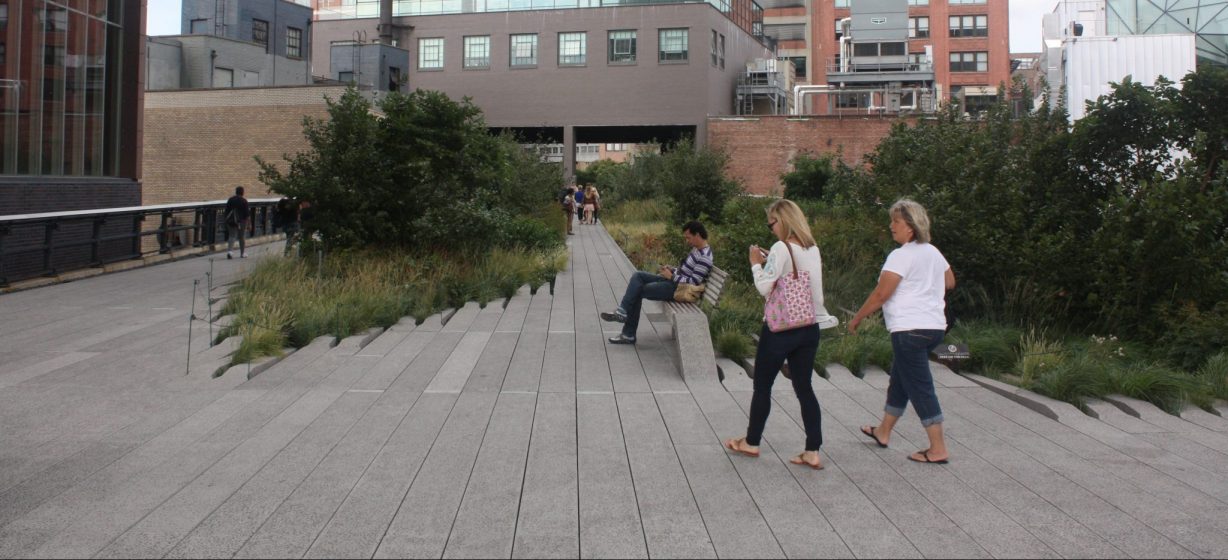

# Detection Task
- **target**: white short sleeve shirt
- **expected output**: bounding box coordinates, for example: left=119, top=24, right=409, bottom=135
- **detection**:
left=880, top=242, right=950, bottom=333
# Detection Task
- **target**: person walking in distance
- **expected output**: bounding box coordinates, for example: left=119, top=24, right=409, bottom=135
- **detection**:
left=850, top=199, right=956, bottom=465
left=724, top=200, right=836, bottom=470
left=224, top=186, right=250, bottom=259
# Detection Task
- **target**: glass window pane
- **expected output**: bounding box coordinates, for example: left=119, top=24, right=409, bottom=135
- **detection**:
left=608, top=30, right=636, bottom=63
left=464, top=35, right=490, bottom=68
left=418, top=37, right=444, bottom=69
left=658, top=28, right=687, bottom=62
left=559, top=31, right=585, bottom=65
left=511, top=33, right=537, bottom=66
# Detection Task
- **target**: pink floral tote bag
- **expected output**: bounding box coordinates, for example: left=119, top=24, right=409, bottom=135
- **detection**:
left=764, top=243, right=817, bottom=333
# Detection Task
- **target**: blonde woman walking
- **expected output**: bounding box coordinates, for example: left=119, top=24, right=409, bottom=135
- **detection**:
left=725, top=200, right=837, bottom=470
left=850, top=199, right=956, bottom=464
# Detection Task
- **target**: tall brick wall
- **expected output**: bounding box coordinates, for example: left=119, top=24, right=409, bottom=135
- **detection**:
left=143, top=85, right=348, bottom=205
left=708, top=115, right=909, bottom=196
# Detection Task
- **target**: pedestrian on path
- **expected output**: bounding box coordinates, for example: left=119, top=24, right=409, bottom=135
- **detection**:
left=849, top=199, right=956, bottom=465
left=224, top=186, right=249, bottom=259
left=725, top=199, right=835, bottom=470
left=561, top=185, right=577, bottom=235
left=601, top=221, right=713, bottom=345
left=582, top=185, right=598, bottom=225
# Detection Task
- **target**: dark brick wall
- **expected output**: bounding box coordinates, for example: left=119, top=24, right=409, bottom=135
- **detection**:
left=708, top=115, right=912, bottom=195
left=0, top=179, right=143, bottom=284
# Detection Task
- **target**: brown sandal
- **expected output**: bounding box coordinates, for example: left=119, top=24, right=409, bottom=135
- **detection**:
left=724, top=437, right=760, bottom=458
left=789, top=453, right=824, bottom=470
left=861, top=425, right=888, bottom=448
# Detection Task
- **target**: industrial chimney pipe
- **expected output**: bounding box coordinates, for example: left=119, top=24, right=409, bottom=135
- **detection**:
left=379, top=0, right=394, bottom=45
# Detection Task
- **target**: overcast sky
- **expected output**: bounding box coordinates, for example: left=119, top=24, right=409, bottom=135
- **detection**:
left=147, top=0, right=1056, bottom=53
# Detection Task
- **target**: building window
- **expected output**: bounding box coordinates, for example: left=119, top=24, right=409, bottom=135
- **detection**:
left=659, top=28, right=688, bottom=62
left=835, top=0, right=849, bottom=7
left=835, top=19, right=844, bottom=40
left=781, top=56, right=806, bottom=79
left=908, top=0, right=929, bottom=5
left=608, top=30, right=636, bottom=63
left=252, top=19, right=269, bottom=50
left=711, top=30, right=718, bottom=66
left=558, top=32, right=586, bottom=66
left=606, top=143, right=626, bottom=151
left=949, top=15, right=989, bottom=37
left=949, top=0, right=986, bottom=4
left=418, top=37, right=444, bottom=69
left=719, top=34, right=725, bottom=69
left=908, top=52, right=928, bottom=68
left=510, top=33, right=537, bottom=67
left=0, top=43, right=4, bottom=65
left=190, top=18, right=209, bottom=34
left=909, top=17, right=929, bottom=38
left=949, top=51, right=988, bottom=72
left=464, top=35, right=490, bottom=69
left=287, top=27, right=303, bottom=58
left=338, top=71, right=354, bottom=83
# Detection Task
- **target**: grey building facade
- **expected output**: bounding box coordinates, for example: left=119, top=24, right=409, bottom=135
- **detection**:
left=181, top=0, right=313, bottom=62
left=310, top=2, right=776, bottom=175
left=146, top=34, right=312, bottom=90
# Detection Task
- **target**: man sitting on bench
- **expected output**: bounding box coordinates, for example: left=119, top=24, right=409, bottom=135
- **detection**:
left=602, top=221, right=714, bottom=345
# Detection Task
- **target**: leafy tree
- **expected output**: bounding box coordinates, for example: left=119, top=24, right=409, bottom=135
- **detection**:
left=257, top=87, right=562, bottom=251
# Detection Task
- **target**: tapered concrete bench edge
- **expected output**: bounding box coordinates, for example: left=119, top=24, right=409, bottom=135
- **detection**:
left=660, top=266, right=728, bottom=389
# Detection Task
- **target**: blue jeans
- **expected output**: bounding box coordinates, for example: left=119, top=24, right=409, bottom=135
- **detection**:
left=618, top=271, right=675, bottom=339
left=885, top=329, right=946, bottom=427
left=746, top=323, right=823, bottom=451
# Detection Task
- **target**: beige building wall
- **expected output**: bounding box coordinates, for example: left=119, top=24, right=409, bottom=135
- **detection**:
left=142, top=85, right=349, bottom=205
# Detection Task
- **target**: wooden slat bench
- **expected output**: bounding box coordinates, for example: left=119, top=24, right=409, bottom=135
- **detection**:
left=653, top=266, right=728, bottom=389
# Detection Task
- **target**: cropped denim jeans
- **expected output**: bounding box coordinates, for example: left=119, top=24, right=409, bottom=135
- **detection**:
left=885, top=329, right=946, bottom=427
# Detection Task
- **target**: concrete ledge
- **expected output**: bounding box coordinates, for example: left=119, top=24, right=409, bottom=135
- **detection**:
left=333, top=327, right=385, bottom=356
left=963, top=374, right=1087, bottom=422
left=716, top=357, right=753, bottom=392
left=673, top=311, right=722, bottom=390
left=240, top=347, right=296, bottom=380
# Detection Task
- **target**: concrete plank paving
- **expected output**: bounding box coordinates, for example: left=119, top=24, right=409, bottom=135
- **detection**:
left=5, top=224, right=1228, bottom=559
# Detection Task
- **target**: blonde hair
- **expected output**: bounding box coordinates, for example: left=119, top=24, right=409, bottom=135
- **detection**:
left=890, top=198, right=932, bottom=244
left=766, top=199, right=816, bottom=248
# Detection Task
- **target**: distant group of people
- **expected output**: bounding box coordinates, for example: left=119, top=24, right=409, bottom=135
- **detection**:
left=560, top=184, right=601, bottom=234
left=222, top=185, right=311, bottom=259
left=601, top=197, right=956, bottom=468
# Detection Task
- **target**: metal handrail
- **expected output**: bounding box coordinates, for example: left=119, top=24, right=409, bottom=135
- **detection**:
left=0, top=198, right=283, bottom=286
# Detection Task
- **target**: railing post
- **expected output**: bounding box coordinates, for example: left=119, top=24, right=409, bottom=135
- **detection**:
left=90, top=217, right=105, bottom=266
left=158, top=211, right=173, bottom=253
left=42, top=221, right=59, bottom=276
left=192, top=209, right=204, bottom=247
left=0, top=224, right=9, bottom=286
left=131, top=213, right=145, bottom=259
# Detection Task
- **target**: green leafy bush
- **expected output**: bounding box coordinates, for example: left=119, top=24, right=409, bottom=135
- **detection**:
left=714, top=328, right=754, bottom=362
left=1157, top=301, right=1228, bottom=372
left=781, top=153, right=836, bottom=201
left=660, top=138, right=741, bottom=224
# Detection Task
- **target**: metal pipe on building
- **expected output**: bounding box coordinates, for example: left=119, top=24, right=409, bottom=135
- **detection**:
left=792, top=84, right=836, bottom=115
left=379, top=0, right=394, bottom=45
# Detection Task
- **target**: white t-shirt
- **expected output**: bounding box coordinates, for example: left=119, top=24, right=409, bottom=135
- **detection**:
left=881, top=242, right=950, bottom=332
left=751, top=241, right=839, bottom=329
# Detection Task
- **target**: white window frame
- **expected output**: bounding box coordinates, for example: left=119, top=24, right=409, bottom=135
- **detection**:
left=558, top=32, right=586, bottom=66
left=464, top=35, right=491, bottom=69
left=418, top=37, right=445, bottom=70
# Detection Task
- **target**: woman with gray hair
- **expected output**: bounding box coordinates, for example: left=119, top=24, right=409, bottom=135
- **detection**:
left=849, top=199, right=956, bottom=464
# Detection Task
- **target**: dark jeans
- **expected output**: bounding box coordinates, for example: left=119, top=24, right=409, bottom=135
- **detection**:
left=885, top=329, right=946, bottom=426
left=618, top=271, right=675, bottom=339
left=746, top=323, right=823, bottom=451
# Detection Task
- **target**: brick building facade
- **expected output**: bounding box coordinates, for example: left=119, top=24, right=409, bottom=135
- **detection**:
left=708, top=114, right=904, bottom=195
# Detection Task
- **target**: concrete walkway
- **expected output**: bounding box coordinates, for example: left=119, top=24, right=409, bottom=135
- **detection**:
left=1, top=224, right=1227, bottom=558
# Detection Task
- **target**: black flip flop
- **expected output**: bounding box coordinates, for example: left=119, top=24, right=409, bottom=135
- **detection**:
left=908, top=449, right=949, bottom=465
left=861, top=425, right=888, bottom=448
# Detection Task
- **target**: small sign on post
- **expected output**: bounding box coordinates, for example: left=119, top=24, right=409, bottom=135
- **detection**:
left=930, top=343, right=970, bottom=372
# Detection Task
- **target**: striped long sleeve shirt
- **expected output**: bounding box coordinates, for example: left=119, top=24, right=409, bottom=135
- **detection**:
left=673, top=245, right=714, bottom=285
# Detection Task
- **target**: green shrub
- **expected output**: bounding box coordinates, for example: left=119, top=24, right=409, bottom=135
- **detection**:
left=660, top=138, right=741, bottom=224
left=1157, top=301, right=1228, bottom=372
left=1109, top=362, right=1197, bottom=415
left=1016, top=329, right=1067, bottom=384
left=1027, top=353, right=1109, bottom=410
left=1197, top=352, right=1228, bottom=401
left=947, top=320, right=1022, bottom=377
left=781, top=153, right=836, bottom=201
left=498, top=215, right=564, bottom=252
left=714, top=328, right=754, bottom=362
